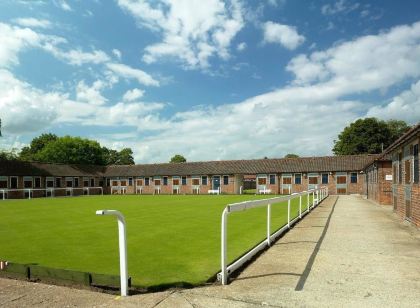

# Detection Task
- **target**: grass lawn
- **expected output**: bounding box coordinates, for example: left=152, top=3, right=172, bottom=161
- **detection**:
left=0, top=194, right=312, bottom=288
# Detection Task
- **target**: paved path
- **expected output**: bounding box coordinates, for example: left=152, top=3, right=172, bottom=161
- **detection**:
left=1, top=195, right=419, bottom=307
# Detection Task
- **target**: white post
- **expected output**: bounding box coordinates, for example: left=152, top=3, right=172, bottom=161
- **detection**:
left=316, top=190, right=319, bottom=205
left=221, top=207, right=228, bottom=285
left=307, top=191, right=310, bottom=213
left=299, top=195, right=302, bottom=218
left=267, top=203, right=271, bottom=246
left=287, top=199, right=291, bottom=228
left=28, top=189, right=31, bottom=200
left=96, top=210, right=128, bottom=296
left=312, top=191, right=315, bottom=208
left=2, top=190, right=5, bottom=200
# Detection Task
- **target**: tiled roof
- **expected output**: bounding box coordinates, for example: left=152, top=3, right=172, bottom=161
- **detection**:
left=0, top=154, right=378, bottom=177
left=103, top=154, right=378, bottom=177
left=382, top=123, right=420, bottom=155
left=0, top=159, right=105, bottom=176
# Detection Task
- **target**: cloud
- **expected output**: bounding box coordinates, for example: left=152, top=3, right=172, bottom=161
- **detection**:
left=42, top=44, right=111, bottom=66
left=106, top=62, right=160, bottom=86
left=0, top=22, right=42, bottom=68
left=54, top=0, right=72, bottom=11
left=366, top=80, right=420, bottom=123
left=286, top=21, right=420, bottom=90
left=117, top=0, right=245, bottom=70
left=237, top=42, right=247, bottom=51
left=12, top=18, right=52, bottom=29
left=123, top=88, right=145, bottom=101
left=321, top=0, right=359, bottom=15
left=112, top=48, right=122, bottom=60
left=262, top=21, right=305, bottom=50
left=76, top=80, right=108, bottom=105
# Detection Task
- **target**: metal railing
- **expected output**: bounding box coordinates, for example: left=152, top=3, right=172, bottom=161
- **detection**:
left=218, top=186, right=328, bottom=285
left=0, top=187, right=104, bottom=200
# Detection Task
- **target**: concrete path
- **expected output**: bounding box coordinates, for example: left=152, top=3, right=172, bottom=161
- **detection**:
left=1, top=195, right=419, bottom=307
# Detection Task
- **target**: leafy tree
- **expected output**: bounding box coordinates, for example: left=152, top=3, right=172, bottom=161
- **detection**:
left=284, top=153, right=299, bottom=158
left=103, top=147, right=135, bottom=165
left=170, top=154, right=186, bottom=163
left=386, top=119, right=410, bottom=142
left=333, top=118, right=410, bottom=155
left=20, top=133, right=58, bottom=161
left=35, top=136, right=106, bottom=165
left=0, top=149, right=19, bottom=161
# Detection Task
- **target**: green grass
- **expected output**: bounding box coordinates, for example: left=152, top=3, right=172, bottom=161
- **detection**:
left=0, top=194, right=312, bottom=288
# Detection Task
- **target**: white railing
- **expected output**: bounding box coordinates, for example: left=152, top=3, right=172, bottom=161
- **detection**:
left=111, top=186, right=127, bottom=195
left=0, top=187, right=104, bottom=200
left=218, top=186, right=328, bottom=285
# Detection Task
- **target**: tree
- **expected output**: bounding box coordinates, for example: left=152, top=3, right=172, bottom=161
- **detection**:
left=35, top=136, right=106, bottom=165
left=103, top=147, right=135, bottom=165
left=386, top=119, right=410, bottom=142
left=20, top=133, right=58, bottom=161
left=0, top=149, right=19, bottom=161
left=284, top=153, right=299, bottom=158
left=170, top=154, right=186, bottom=163
left=333, top=118, right=410, bottom=155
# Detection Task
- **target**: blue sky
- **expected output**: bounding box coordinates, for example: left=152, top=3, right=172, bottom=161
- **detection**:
left=0, top=0, right=419, bottom=163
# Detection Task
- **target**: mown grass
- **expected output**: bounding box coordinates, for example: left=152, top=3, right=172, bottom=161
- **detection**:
left=0, top=194, right=311, bottom=288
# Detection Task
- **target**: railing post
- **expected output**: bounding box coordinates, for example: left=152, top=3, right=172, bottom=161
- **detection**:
left=95, top=210, right=128, bottom=296
left=316, top=190, right=319, bottom=205
left=307, top=191, right=310, bottom=213
left=299, top=195, right=302, bottom=218
left=267, top=203, right=271, bottom=246
left=221, top=207, right=228, bottom=285
left=287, top=199, right=291, bottom=228
left=312, top=191, right=315, bottom=208
left=2, top=189, right=5, bottom=200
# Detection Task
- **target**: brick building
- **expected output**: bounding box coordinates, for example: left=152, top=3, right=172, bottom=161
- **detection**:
left=0, top=154, right=376, bottom=199
left=364, top=156, right=393, bottom=206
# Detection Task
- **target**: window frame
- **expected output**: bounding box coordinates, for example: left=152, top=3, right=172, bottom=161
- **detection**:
left=10, top=176, right=18, bottom=189
left=321, top=173, right=329, bottom=184
left=350, top=172, right=358, bottom=184
left=163, top=176, right=168, bottom=186
left=269, top=174, right=276, bottom=185
left=294, top=173, right=302, bottom=185
left=223, top=175, right=229, bottom=185
left=181, top=176, right=187, bottom=186
left=55, top=177, right=62, bottom=188
left=0, top=176, right=8, bottom=189
left=46, top=177, right=54, bottom=188
left=201, top=175, right=208, bottom=186
left=145, top=177, right=150, bottom=186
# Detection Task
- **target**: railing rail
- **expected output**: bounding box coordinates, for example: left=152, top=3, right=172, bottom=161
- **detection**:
left=0, top=187, right=104, bottom=200
left=218, top=186, right=328, bottom=285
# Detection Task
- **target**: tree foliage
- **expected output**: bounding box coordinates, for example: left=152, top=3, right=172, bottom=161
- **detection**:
left=333, top=118, right=410, bottom=155
left=284, top=153, right=299, bottom=158
left=170, top=154, right=187, bottom=163
left=18, top=134, right=135, bottom=165
left=0, top=149, right=19, bottom=161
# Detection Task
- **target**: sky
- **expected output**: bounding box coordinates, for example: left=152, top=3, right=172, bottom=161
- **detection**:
left=0, top=0, right=419, bottom=163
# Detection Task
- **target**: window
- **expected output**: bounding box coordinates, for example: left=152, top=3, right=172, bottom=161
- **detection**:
left=223, top=175, right=229, bottom=185
left=182, top=176, right=187, bottom=185
left=24, top=177, right=33, bottom=188
left=337, top=176, right=347, bottom=184
left=192, top=178, right=200, bottom=186
left=66, top=177, right=73, bottom=188
left=414, top=144, right=419, bottom=184
left=398, top=153, right=402, bottom=184
left=106, top=178, right=111, bottom=187
left=163, top=177, right=168, bottom=186
left=269, top=174, right=276, bottom=185
left=294, top=174, right=301, bottom=185
left=46, top=177, right=54, bottom=188
left=322, top=173, right=329, bottom=184
left=74, top=177, right=79, bottom=187
left=99, top=179, right=104, bottom=187
left=282, top=176, right=292, bottom=184
left=128, top=177, right=133, bottom=186
left=0, top=177, right=7, bottom=189
left=351, top=173, right=358, bottom=184
left=405, top=160, right=411, bottom=184
left=309, top=176, right=318, bottom=184
left=136, top=178, right=143, bottom=186
left=173, top=178, right=180, bottom=186
left=257, top=177, right=267, bottom=185
left=154, top=178, right=161, bottom=186
left=90, top=178, right=95, bottom=187
left=10, top=177, right=18, bottom=189
left=33, top=177, right=41, bottom=188
left=145, top=178, right=150, bottom=186
left=84, top=178, right=89, bottom=187
left=111, top=180, right=119, bottom=186
left=201, top=176, right=208, bottom=185
left=55, top=177, right=61, bottom=188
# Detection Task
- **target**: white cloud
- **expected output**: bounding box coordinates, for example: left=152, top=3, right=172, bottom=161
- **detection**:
left=117, top=0, right=245, bottom=70
left=367, top=80, right=420, bottom=123
left=112, top=48, right=122, bottom=60
left=0, top=22, right=42, bottom=68
left=76, top=80, right=108, bottom=105
left=262, top=21, right=305, bottom=50
left=267, top=0, right=286, bottom=7
left=286, top=21, right=420, bottom=90
left=106, top=62, right=160, bottom=86
left=321, top=0, right=359, bottom=15
left=123, top=88, right=145, bottom=101
left=237, top=42, right=247, bottom=51
left=42, top=43, right=110, bottom=66
left=54, top=0, right=72, bottom=11
left=13, top=18, right=52, bottom=29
